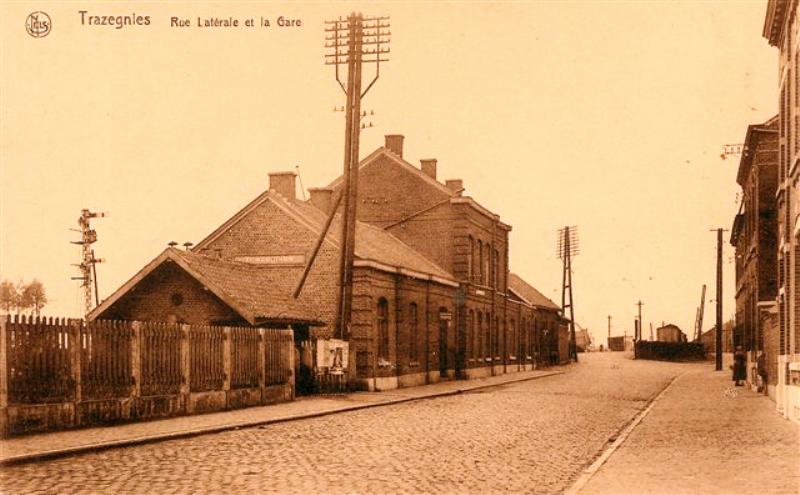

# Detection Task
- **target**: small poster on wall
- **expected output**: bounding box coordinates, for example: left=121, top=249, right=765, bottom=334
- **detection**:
left=316, top=339, right=349, bottom=375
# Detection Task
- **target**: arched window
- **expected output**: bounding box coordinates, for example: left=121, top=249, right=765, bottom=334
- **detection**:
left=468, top=309, right=475, bottom=358
left=494, top=248, right=501, bottom=288
left=494, top=316, right=500, bottom=358
left=478, top=240, right=484, bottom=285
left=510, top=319, right=517, bottom=359
left=377, top=298, right=389, bottom=360
left=477, top=311, right=483, bottom=359
left=486, top=313, right=492, bottom=359
left=485, top=243, right=491, bottom=286
left=468, top=236, right=474, bottom=281
left=409, top=303, right=418, bottom=361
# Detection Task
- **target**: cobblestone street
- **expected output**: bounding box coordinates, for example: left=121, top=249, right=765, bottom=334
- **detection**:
left=0, top=353, right=688, bottom=494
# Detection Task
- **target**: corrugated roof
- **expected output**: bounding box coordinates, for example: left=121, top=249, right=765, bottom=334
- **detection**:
left=507, top=273, right=560, bottom=311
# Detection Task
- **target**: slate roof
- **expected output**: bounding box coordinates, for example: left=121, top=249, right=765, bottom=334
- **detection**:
left=507, top=273, right=560, bottom=311
left=89, top=248, right=326, bottom=326
left=194, top=189, right=456, bottom=284
left=278, top=195, right=455, bottom=282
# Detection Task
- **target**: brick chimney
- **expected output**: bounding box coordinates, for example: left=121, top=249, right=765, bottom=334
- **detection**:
left=445, top=179, right=464, bottom=196
left=385, top=134, right=404, bottom=158
left=268, top=171, right=296, bottom=200
left=309, top=187, right=334, bottom=213
left=420, top=159, right=437, bottom=180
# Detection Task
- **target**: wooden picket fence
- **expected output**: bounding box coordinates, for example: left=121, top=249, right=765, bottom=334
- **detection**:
left=190, top=325, right=224, bottom=392
left=2, top=315, right=294, bottom=406
left=81, top=319, right=134, bottom=400
left=6, top=316, right=75, bottom=404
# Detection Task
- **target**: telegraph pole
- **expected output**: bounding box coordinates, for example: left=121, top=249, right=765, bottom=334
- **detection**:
left=711, top=228, right=727, bottom=371
left=325, top=14, right=390, bottom=340
left=636, top=301, right=644, bottom=341
left=607, top=315, right=611, bottom=350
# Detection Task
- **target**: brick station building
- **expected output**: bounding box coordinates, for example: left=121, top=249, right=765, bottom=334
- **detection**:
left=92, top=134, right=567, bottom=390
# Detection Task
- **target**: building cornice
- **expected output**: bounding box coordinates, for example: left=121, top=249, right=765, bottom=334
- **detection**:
left=763, top=0, right=789, bottom=47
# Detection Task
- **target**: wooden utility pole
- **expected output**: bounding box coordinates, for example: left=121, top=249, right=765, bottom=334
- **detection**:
left=607, top=315, right=611, bottom=349
left=324, top=14, right=390, bottom=340
left=636, top=301, right=644, bottom=341
left=711, top=228, right=727, bottom=371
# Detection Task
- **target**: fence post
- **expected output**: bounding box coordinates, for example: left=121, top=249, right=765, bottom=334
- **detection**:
left=223, top=326, right=231, bottom=409
left=69, top=319, right=82, bottom=427
left=181, top=324, right=190, bottom=414
left=0, top=317, right=8, bottom=436
left=131, top=321, right=141, bottom=401
left=258, top=328, right=266, bottom=404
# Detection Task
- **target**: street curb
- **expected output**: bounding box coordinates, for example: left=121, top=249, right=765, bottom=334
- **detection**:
left=563, top=371, right=686, bottom=495
left=0, top=370, right=564, bottom=466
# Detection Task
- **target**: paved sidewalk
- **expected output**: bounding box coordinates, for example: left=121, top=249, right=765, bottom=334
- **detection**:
left=578, top=364, right=800, bottom=495
left=0, top=367, right=562, bottom=465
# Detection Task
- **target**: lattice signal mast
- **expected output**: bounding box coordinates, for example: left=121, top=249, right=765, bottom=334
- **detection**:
left=70, top=209, right=107, bottom=318
left=325, top=13, right=390, bottom=339
left=557, top=226, right=579, bottom=362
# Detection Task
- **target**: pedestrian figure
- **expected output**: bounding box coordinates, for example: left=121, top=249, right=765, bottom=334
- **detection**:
left=757, top=352, right=767, bottom=394
left=732, top=346, right=746, bottom=386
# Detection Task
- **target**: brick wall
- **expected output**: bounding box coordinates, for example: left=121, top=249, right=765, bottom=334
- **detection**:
left=101, top=262, right=243, bottom=325
left=349, top=267, right=455, bottom=380
left=197, top=198, right=340, bottom=338
left=335, top=153, right=451, bottom=228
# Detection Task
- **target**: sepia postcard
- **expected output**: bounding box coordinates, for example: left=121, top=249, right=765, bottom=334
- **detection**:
left=0, top=1, right=798, bottom=494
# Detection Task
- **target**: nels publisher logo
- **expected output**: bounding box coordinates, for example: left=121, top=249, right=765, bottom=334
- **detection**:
left=25, top=11, right=51, bottom=38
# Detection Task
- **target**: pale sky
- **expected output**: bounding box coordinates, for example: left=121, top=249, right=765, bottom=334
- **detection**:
left=1, top=1, right=778, bottom=344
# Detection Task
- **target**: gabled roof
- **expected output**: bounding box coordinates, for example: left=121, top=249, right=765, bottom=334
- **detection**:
left=193, top=189, right=457, bottom=286
left=272, top=194, right=457, bottom=284
left=327, top=147, right=456, bottom=198
left=88, top=248, right=326, bottom=326
left=507, top=273, right=560, bottom=311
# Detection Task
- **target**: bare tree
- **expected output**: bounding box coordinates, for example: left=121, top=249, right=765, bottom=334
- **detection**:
left=23, top=279, right=47, bottom=317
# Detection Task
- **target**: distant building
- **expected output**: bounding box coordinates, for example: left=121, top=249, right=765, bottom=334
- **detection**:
left=574, top=323, right=592, bottom=352
left=608, top=335, right=634, bottom=352
left=656, top=324, right=687, bottom=343
left=700, top=320, right=735, bottom=356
